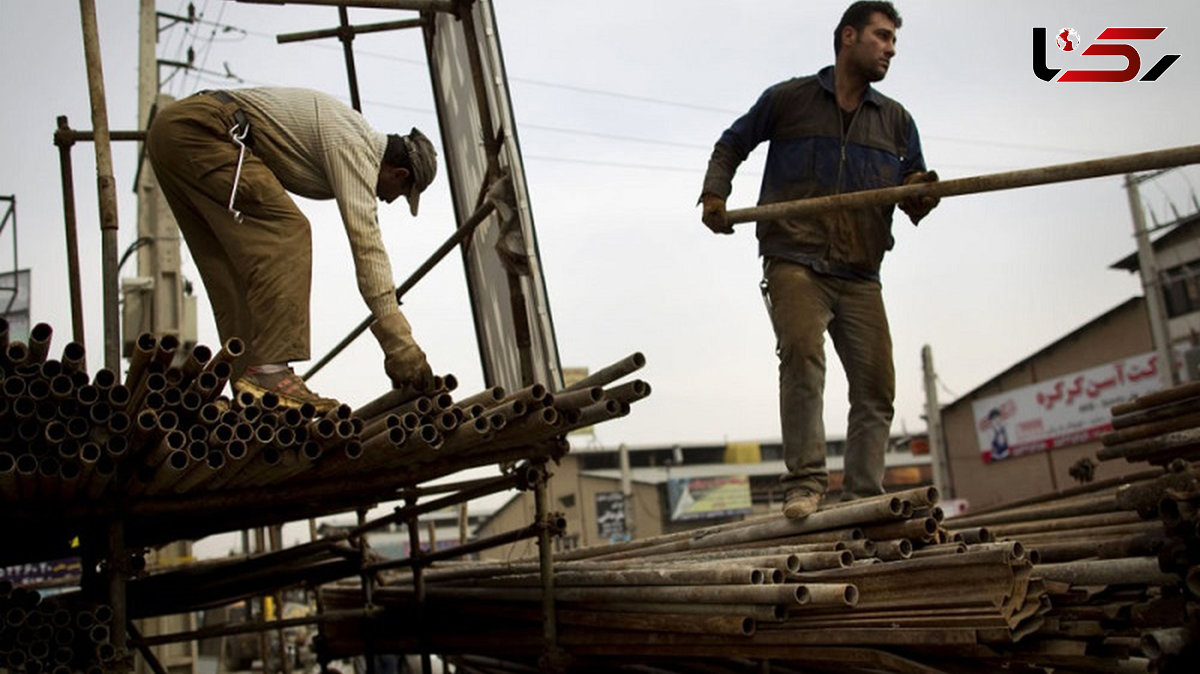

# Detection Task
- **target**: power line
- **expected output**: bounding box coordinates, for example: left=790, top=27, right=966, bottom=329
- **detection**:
left=190, top=15, right=1106, bottom=177
left=521, top=155, right=709, bottom=175
left=519, top=123, right=710, bottom=151
left=227, top=19, right=1111, bottom=158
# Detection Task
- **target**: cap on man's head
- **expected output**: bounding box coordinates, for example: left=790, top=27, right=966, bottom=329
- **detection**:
left=385, top=128, right=438, bottom=216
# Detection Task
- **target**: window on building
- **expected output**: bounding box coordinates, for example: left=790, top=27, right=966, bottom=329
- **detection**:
left=554, top=534, right=580, bottom=552
left=1161, top=263, right=1200, bottom=318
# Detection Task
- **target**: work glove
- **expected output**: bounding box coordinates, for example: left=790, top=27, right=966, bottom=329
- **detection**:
left=899, top=170, right=940, bottom=225
left=700, top=193, right=733, bottom=235
left=369, top=311, right=434, bottom=391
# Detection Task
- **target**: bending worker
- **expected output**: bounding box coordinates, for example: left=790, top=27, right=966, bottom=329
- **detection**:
left=699, top=2, right=939, bottom=519
left=147, top=87, right=438, bottom=413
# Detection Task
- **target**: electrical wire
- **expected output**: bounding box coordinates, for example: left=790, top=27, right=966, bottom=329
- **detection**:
left=935, top=375, right=958, bottom=400
left=118, top=237, right=155, bottom=273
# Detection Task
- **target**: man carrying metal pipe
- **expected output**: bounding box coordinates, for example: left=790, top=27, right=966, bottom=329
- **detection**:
left=146, top=87, right=437, bottom=413
left=699, top=2, right=939, bottom=519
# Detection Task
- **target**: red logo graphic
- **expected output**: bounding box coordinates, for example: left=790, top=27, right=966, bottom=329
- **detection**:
left=1033, top=26, right=1180, bottom=82
left=1056, top=27, right=1081, bottom=52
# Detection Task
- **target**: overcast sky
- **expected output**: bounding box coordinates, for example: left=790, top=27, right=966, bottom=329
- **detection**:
left=2, top=1, right=1199, bottom=550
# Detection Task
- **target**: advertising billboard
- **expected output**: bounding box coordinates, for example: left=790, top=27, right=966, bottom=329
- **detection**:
left=972, top=351, right=1165, bottom=462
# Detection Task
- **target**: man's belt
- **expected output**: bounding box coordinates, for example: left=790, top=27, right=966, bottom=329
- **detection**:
left=206, top=89, right=238, bottom=106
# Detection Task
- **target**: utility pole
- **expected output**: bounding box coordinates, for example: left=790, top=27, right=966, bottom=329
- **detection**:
left=134, top=0, right=189, bottom=352
left=921, top=345, right=953, bottom=499
left=1126, top=173, right=1179, bottom=388
left=135, top=5, right=196, bottom=674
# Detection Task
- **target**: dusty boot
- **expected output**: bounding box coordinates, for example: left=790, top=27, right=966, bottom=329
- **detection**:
left=233, top=365, right=340, bottom=414
left=782, top=487, right=822, bottom=520
left=370, top=311, right=433, bottom=391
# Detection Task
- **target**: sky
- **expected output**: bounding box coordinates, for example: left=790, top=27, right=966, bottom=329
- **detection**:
left=2, top=1, right=1199, bottom=552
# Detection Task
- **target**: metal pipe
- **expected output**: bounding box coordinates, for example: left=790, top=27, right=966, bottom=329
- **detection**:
left=77, top=0, right=122, bottom=371
left=563, top=353, right=646, bottom=392
left=231, top=0, right=456, bottom=11
left=334, top=6, right=363, bottom=112
left=54, top=117, right=86, bottom=348
left=1112, top=395, right=1200, bottom=430
left=351, top=470, right=529, bottom=538
left=1035, top=557, right=1178, bottom=586
left=277, top=17, right=424, bottom=44
left=456, top=0, right=501, bottom=180
left=132, top=607, right=376, bottom=648
left=421, top=583, right=812, bottom=606
left=727, top=144, right=1200, bottom=225
left=1100, top=411, right=1200, bottom=447
left=466, top=565, right=770, bottom=589
left=27, top=322, right=53, bottom=364
left=1111, top=380, right=1200, bottom=417
left=365, top=519, right=552, bottom=575
left=557, top=609, right=755, bottom=637
left=985, top=510, right=1143, bottom=538
left=548, top=386, right=602, bottom=411
left=604, top=379, right=651, bottom=405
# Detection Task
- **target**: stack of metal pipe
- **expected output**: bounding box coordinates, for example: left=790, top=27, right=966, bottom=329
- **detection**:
left=315, top=486, right=1050, bottom=670
left=1097, top=380, right=1200, bottom=465
left=0, top=580, right=116, bottom=674
left=0, top=319, right=649, bottom=505
left=941, top=468, right=1188, bottom=671
left=932, top=378, right=1200, bottom=674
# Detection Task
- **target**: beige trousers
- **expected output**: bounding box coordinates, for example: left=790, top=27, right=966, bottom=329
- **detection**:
left=146, top=93, right=312, bottom=372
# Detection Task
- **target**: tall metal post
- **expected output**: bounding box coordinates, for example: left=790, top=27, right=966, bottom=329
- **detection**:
left=106, top=518, right=130, bottom=671
left=78, top=0, right=122, bottom=371
left=533, top=463, right=561, bottom=671
left=921, top=345, right=953, bottom=499
left=55, top=118, right=88, bottom=351
left=337, top=6, right=362, bottom=111
left=1126, top=173, right=1179, bottom=388
left=402, top=503, right=431, bottom=674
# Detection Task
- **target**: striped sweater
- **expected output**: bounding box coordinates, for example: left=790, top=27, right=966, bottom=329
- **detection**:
left=228, top=87, right=399, bottom=319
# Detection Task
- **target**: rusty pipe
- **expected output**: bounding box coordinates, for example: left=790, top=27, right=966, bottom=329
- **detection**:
left=564, top=352, right=646, bottom=391
left=728, top=144, right=1200, bottom=226
left=27, top=323, right=53, bottom=365
left=550, top=386, right=603, bottom=411
left=1036, top=557, right=1178, bottom=586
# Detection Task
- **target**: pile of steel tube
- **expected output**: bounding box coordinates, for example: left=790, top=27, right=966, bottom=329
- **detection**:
left=0, top=319, right=648, bottom=504
left=316, top=486, right=1053, bottom=671
left=943, top=464, right=1195, bottom=672
left=0, top=581, right=116, bottom=674
left=313, top=381, right=1200, bottom=673
left=1097, top=380, right=1200, bottom=466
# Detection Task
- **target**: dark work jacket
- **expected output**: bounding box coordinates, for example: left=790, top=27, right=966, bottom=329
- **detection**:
left=702, top=65, right=926, bottom=281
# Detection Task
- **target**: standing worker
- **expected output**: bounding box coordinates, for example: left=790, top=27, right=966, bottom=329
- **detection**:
left=147, top=87, right=438, bottom=413
left=699, top=2, right=940, bottom=519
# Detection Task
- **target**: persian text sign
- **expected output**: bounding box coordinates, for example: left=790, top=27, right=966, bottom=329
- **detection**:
left=973, top=351, right=1164, bottom=462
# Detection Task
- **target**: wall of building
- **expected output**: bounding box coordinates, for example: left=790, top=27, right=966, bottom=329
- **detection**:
left=475, top=455, right=727, bottom=559
left=941, top=298, right=1155, bottom=512
left=1159, top=226, right=1200, bottom=339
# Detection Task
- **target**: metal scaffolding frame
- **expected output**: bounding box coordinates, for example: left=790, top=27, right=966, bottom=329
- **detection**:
left=37, top=2, right=570, bottom=673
